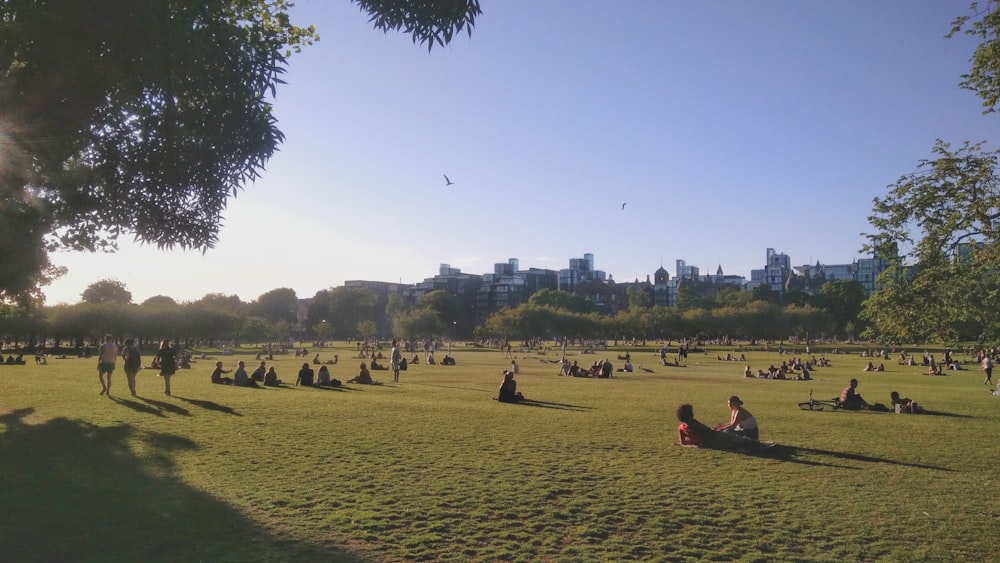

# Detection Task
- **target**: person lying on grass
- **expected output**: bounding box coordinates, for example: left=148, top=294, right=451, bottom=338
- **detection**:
left=677, top=403, right=773, bottom=451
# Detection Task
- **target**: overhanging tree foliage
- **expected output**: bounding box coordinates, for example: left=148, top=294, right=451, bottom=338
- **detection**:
left=0, top=0, right=480, bottom=304
left=863, top=140, right=1000, bottom=344
left=951, top=1, right=1000, bottom=113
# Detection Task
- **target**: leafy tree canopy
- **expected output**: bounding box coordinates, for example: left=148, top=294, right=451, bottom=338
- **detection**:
left=863, top=140, right=1000, bottom=344
left=527, top=289, right=597, bottom=315
left=0, top=0, right=479, bottom=304
left=80, top=279, right=132, bottom=305
left=251, top=287, right=298, bottom=324
left=951, top=2, right=1000, bottom=114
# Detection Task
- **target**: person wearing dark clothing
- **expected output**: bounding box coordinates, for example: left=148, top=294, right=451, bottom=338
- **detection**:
left=211, top=361, right=233, bottom=385
left=497, top=370, right=524, bottom=403
left=154, top=340, right=178, bottom=396
left=296, top=363, right=314, bottom=387
left=263, top=366, right=282, bottom=387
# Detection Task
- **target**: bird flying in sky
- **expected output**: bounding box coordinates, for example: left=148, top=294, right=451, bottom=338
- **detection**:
left=621, top=202, right=627, bottom=210
left=444, top=174, right=455, bottom=186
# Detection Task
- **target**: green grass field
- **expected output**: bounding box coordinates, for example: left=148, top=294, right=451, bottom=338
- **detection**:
left=1, top=343, right=998, bottom=562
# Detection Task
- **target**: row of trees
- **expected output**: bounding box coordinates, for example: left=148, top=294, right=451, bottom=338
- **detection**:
left=1, top=276, right=870, bottom=348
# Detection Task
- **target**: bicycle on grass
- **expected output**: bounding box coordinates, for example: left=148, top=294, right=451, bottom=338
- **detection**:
left=798, top=389, right=841, bottom=411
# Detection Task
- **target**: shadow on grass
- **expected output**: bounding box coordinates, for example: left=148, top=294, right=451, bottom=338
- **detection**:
left=109, top=396, right=166, bottom=417
left=920, top=410, right=975, bottom=419
left=174, top=396, right=242, bottom=416
left=515, top=399, right=593, bottom=411
left=0, top=407, right=356, bottom=562
left=408, top=382, right=496, bottom=394
left=751, top=444, right=954, bottom=471
left=138, top=397, right=191, bottom=417
left=309, top=385, right=350, bottom=392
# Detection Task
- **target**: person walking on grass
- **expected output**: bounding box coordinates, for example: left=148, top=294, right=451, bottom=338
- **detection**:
left=983, top=354, right=993, bottom=386
left=121, top=338, right=142, bottom=397
left=97, top=334, right=118, bottom=396
left=154, top=339, right=178, bottom=396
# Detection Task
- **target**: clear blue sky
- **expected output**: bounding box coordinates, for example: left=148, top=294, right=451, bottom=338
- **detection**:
left=42, top=0, right=997, bottom=305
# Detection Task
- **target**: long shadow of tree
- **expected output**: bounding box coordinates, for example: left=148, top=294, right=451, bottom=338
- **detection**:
left=0, top=408, right=356, bottom=562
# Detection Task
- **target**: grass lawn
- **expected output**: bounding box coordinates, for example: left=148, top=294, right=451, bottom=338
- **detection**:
left=1, top=342, right=998, bottom=562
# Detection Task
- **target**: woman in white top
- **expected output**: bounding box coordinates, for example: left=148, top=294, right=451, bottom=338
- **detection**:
left=713, top=395, right=759, bottom=440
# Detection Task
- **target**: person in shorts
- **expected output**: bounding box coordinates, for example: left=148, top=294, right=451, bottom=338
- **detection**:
left=97, top=334, right=118, bottom=396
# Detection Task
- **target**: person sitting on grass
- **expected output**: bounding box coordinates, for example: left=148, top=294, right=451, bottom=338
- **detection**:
left=263, top=366, right=283, bottom=387
left=313, top=354, right=322, bottom=365
left=210, top=361, right=233, bottom=385
left=839, top=378, right=869, bottom=410
left=497, top=370, right=525, bottom=403
left=862, top=361, right=875, bottom=372
left=234, top=361, right=259, bottom=387
left=251, top=361, right=267, bottom=383
left=676, top=403, right=773, bottom=450
left=348, top=362, right=375, bottom=384
left=370, top=358, right=387, bottom=370
left=410, top=353, right=420, bottom=365
left=890, top=391, right=923, bottom=413
left=744, top=365, right=754, bottom=378
left=441, top=354, right=456, bottom=366
left=713, top=396, right=759, bottom=440
left=296, top=363, right=314, bottom=387
left=316, top=365, right=331, bottom=386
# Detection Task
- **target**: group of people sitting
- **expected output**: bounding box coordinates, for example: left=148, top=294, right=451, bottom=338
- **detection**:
left=558, top=358, right=614, bottom=378
left=862, top=361, right=886, bottom=372
left=838, top=378, right=923, bottom=413
left=677, top=396, right=773, bottom=451
left=211, top=360, right=341, bottom=388
left=745, top=361, right=811, bottom=380
left=717, top=352, right=747, bottom=362
left=312, top=354, right=339, bottom=365
left=676, top=379, right=931, bottom=453
left=3, top=354, right=26, bottom=365
left=897, top=351, right=966, bottom=373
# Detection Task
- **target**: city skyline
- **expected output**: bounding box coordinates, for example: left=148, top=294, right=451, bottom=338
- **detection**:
left=47, top=246, right=871, bottom=306
left=38, top=2, right=996, bottom=305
